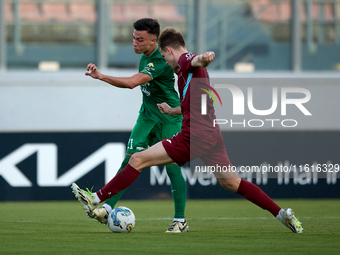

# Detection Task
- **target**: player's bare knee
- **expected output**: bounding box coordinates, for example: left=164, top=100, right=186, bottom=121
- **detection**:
left=129, top=152, right=144, bottom=171
left=218, top=178, right=241, bottom=192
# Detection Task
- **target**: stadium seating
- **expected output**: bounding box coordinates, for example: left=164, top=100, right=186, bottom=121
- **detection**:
left=111, top=4, right=126, bottom=23
left=121, top=4, right=150, bottom=21
left=5, top=3, right=43, bottom=22
left=151, top=4, right=185, bottom=22
left=4, top=3, right=13, bottom=22
left=41, top=3, right=74, bottom=22
left=69, top=4, right=96, bottom=23
left=251, top=0, right=336, bottom=22
left=4, top=2, right=185, bottom=24
left=4, top=1, right=336, bottom=26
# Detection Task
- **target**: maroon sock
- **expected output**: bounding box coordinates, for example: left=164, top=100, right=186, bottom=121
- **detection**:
left=236, top=179, right=281, bottom=217
left=96, top=164, right=140, bottom=201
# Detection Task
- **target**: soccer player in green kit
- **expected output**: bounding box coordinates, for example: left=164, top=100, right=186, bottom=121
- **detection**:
left=84, top=18, right=188, bottom=233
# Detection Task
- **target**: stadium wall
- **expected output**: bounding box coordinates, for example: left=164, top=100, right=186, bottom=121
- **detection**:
left=1, top=71, right=339, bottom=201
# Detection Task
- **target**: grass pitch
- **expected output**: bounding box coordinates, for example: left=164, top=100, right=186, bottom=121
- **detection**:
left=1, top=199, right=339, bottom=255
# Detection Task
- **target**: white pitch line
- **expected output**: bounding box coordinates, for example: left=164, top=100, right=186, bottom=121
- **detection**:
left=136, top=216, right=340, bottom=221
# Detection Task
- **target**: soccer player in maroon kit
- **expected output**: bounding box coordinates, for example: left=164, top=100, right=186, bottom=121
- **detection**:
left=72, top=27, right=303, bottom=233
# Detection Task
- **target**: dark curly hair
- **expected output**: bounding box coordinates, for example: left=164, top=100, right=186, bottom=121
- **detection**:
left=133, top=18, right=160, bottom=39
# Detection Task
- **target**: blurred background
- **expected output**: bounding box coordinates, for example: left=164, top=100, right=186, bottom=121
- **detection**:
left=0, top=0, right=339, bottom=201
left=1, top=0, right=340, bottom=71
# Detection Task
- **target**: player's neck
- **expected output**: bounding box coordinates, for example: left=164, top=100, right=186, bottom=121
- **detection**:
left=174, top=47, right=188, bottom=62
left=178, top=47, right=188, bottom=56
left=144, top=44, right=157, bottom=56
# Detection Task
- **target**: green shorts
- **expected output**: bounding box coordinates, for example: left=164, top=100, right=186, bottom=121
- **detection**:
left=126, top=114, right=181, bottom=154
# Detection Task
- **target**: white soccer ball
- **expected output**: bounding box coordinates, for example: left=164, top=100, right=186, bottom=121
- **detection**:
left=107, top=206, right=135, bottom=233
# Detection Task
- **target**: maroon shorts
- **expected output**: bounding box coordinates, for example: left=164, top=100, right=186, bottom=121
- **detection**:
left=162, top=129, right=232, bottom=167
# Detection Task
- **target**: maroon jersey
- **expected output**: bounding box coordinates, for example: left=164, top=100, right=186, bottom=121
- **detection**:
left=177, top=53, right=219, bottom=134
left=162, top=53, right=231, bottom=167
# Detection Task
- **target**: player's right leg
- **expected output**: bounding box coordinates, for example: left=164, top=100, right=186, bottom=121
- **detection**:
left=87, top=155, right=130, bottom=224
left=158, top=122, right=188, bottom=232
left=72, top=141, right=175, bottom=206
left=129, top=141, right=174, bottom=170
left=72, top=132, right=189, bottom=222
left=88, top=114, right=156, bottom=224
left=71, top=182, right=99, bottom=212
left=164, top=163, right=188, bottom=231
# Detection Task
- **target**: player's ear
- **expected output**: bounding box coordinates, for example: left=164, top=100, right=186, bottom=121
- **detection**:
left=151, top=35, right=157, bottom=44
left=166, top=47, right=172, bottom=55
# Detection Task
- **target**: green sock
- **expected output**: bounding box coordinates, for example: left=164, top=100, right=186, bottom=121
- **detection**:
left=166, top=164, right=187, bottom=219
left=104, top=155, right=131, bottom=209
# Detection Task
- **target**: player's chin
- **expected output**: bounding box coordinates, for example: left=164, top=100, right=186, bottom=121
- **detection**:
left=133, top=48, right=142, bottom=54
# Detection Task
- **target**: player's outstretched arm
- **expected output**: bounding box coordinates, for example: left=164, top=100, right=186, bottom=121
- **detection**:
left=85, top=63, right=151, bottom=89
left=157, top=102, right=182, bottom=116
left=191, top=51, right=215, bottom=67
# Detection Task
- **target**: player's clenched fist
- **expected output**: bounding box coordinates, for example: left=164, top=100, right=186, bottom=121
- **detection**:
left=157, top=102, right=171, bottom=115
left=202, top=51, right=215, bottom=64
left=85, top=63, right=103, bottom=79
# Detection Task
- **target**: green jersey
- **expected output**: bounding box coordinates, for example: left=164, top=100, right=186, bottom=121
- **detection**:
left=138, top=46, right=182, bottom=124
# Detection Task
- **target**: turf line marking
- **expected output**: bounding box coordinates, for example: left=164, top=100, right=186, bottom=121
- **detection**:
left=136, top=216, right=340, bottom=221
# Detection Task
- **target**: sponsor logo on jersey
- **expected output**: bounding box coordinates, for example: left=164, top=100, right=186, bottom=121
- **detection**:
left=141, top=82, right=151, bottom=96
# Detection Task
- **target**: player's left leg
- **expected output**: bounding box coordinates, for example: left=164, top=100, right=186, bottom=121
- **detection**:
left=200, top=132, right=303, bottom=233
left=203, top=160, right=303, bottom=233
left=199, top=130, right=281, bottom=216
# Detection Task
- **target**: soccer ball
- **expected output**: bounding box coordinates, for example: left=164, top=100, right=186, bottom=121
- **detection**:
left=107, top=206, right=135, bottom=233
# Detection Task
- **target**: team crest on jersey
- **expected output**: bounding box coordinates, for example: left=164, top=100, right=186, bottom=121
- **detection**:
left=186, top=53, right=194, bottom=60
left=145, top=63, right=155, bottom=71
